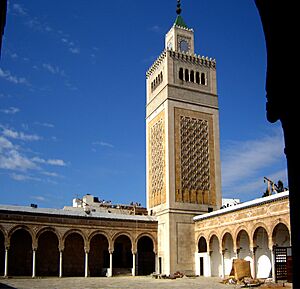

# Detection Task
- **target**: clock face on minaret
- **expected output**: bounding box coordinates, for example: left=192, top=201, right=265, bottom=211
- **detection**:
left=179, top=39, right=189, bottom=52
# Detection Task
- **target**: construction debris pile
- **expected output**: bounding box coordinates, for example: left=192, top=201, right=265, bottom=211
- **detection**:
left=151, top=271, right=191, bottom=279
left=221, top=259, right=263, bottom=287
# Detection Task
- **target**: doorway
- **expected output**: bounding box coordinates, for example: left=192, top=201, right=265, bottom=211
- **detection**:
left=199, top=257, right=204, bottom=276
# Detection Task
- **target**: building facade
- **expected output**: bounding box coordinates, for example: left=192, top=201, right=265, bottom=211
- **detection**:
left=0, top=4, right=291, bottom=281
left=194, top=191, right=290, bottom=279
left=0, top=204, right=157, bottom=278
left=146, top=12, right=221, bottom=275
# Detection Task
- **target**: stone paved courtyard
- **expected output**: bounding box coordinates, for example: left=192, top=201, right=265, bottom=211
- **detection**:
left=0, top=276, right=228, bottom=289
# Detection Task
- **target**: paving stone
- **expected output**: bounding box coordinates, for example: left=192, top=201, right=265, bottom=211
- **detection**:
left=0, top=276, right=229, bottom=289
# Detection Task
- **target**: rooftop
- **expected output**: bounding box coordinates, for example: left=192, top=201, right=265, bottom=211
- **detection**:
left=0, top=204, right=157, bottom=222
left=174, top=15, right=188, bottom=29
left=193, top=190, right=289, bottom=222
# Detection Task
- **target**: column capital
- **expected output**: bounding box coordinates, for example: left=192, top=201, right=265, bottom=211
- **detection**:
left=32, top=239, right=38, bottom=251
left=250, top=246, right=258, bottom=254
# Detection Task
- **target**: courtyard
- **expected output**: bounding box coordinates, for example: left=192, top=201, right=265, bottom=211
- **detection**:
left=0, top=276, right=227, bottom=289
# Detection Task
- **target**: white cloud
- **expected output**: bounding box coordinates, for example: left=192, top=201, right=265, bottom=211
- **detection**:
left=2, top=127, right=41, bottom=141
left=42, top=171, right=60, bottom=178
left=149, top=25, right=161, bottom=32
left=64, top=81, right=78, bottom=91
left=12, top=2, right=80, bottom=57
left=0, top=139, right=32, bottom=173
left=92, top=141, right=114, bottom=148
left=42, top=63, right=66, bottom=77
left=69, top=47, right=80, bottom=54
left=220, top=128, right=288, bottom=200
left=223, top=168, right=288, bottom=200
left=34, top=122, right=54, bottom=128
left=0, top=149, right=38, bottom=171
left=0, top=125, right=67, bottom=184
left=10, top=173, right=41, bottom=182
left=0, top=93, right=12, bottom=99
left=221, top=130, right=284, bottom=188
left=0, top=136, right=14, bottom=152
left=0, top=68, right=29, bottom=85
left=12, top=3, right=27, bottom=15
left=47, top=159, right=66, bottom=166
left=32, top=156, right=66, bottom=166
left=0, top=107, right=20, bottom=114
left=31, top=195, right=46, bottom=201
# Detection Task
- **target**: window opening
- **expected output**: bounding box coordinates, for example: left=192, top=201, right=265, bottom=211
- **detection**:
left=185, top=69, right=189, bottom=82
left=179, top=68, right=183, bottom=80
left=190, top=70, right=195, bottom=83
left=196, top=71, right=200, bottom=84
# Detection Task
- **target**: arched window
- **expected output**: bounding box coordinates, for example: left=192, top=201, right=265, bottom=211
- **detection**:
left=201, top=73, right=206, bottom=85
left=196, top=71, right=200, bottom=84
left=185, top=69, right=189, bottom=82
left=179, top=68, right=183, bottom=80
left=198, top=236, right=207, bottom=253
left=190, top=70, right=195, bottom=83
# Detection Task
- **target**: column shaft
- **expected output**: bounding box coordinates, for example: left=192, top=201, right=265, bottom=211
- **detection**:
left=59, top=251, right=63, bottom=278
left=251, top=250, right=256, bottom=278
left=85, top=251, right=89, bottom=277
left=221, top=252, right=225, bottom=278
left=132, top=253, right=136, bottom=276
left=4, top=248, right=8, bottom=277
left=108, top=252, right=113, bottom=277
left=271, top=248, right=275, bottom=281
left=32, top=250, right=36, bottom=278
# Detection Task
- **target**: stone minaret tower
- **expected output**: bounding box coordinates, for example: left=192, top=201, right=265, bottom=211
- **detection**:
left=146, top=1, right=221, bottom=275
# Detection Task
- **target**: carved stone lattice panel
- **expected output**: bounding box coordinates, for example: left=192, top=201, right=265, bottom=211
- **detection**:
left=175, top=108, right=216, bottom=205
left=180, top=116, right=210, bottom=191
left=148, top=111, right=166, bottom=207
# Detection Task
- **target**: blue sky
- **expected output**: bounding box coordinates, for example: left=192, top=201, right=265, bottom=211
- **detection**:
left=0, top=0, right=287, bottom=208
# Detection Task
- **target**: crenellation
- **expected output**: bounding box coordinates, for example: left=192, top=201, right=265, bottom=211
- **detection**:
left=146, top=50, right=216, bottom=79
left=173, top=23, right=194, bottom=32
left=169, top=50, right=216, bottom=69
left=146, top=50, right=167, bottom=78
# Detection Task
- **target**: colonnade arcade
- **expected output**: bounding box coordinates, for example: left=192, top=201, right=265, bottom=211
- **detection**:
left=0, top=225, right=156, bottom=278
left=194, top=192, right=291, bottom=280
left=196, top=222, right=290, bottom=279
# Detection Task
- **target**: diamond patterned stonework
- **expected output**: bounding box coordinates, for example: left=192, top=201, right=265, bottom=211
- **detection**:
left=175, top=108, right=216, bottom=205
left=148, top=111, right=166, bottom=207
left=180, top=116, right=210, bottom=192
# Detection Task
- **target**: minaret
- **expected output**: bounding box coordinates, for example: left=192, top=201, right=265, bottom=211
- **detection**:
left=146, top=1, right=221, bottom=275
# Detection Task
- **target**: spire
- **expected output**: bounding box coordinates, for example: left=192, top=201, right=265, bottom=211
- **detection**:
left=174, top=0, right=188, bottom=29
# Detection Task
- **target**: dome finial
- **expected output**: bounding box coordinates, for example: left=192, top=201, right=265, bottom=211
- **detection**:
left=176, top=0, right=182, bottom=15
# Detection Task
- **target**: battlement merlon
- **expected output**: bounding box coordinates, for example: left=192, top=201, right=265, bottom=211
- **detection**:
left=146, top=49, right=216, bottom=79
left=166, top=22, right=194, bottom=35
